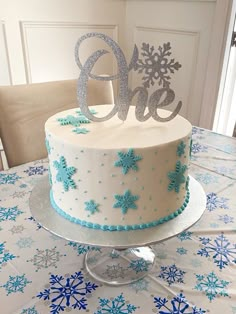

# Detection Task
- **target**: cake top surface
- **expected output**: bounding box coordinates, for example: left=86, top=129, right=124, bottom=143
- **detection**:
left=45, top=105, right=192, bottom=149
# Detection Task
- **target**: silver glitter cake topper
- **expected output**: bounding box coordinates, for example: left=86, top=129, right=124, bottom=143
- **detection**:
left=75, top=32, right=182, bottom=122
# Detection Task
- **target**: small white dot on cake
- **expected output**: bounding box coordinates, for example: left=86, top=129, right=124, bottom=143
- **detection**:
left=98, top=181, right=102, bottom=184
left=87, top=170, right=91, bottom=173
left=111, top=174, right=116, bottom=177
left=84, top=191, right=87, bottom=193
left=103, top=196, right=107, bottom=199
left=101, top=163, right=104, bottom=166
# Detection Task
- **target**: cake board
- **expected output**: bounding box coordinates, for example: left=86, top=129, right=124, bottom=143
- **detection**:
left=30, top=175, right=206, bottom=285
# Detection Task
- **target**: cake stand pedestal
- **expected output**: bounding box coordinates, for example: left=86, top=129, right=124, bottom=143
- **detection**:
left=30, top=176, right=206, bottom=286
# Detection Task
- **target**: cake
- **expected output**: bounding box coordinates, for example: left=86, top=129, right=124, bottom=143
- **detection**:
left=45, top=104, right=192, bottom=231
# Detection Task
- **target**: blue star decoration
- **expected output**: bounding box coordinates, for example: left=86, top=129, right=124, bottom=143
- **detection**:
left=113, top=190, right=139, bottom=214
left=114, top=149, right=142, bottom=174
left=177, top=140, right=186, bottom=157
left=168, top=161, right=187, bottom=193
left=53, top=156, right=76, bottom=191
left=84, top=200, right=99, bottom=214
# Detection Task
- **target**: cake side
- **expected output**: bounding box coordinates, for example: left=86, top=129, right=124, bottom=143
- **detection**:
left=45, top=105, right=192, bottom=231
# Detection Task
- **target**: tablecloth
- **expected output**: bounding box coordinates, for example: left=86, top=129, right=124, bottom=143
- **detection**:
left=0, top=127, right=236, bottom=314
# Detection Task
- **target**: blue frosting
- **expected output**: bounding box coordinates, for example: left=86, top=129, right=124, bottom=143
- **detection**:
left=50, top=189, right=190, bottom=232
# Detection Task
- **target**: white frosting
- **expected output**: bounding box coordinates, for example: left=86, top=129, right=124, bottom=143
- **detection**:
left=45, top=105, right=192, bottom=230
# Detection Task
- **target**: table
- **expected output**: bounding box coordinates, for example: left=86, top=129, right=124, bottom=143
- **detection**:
left=0, top=127, right=236, bottom=314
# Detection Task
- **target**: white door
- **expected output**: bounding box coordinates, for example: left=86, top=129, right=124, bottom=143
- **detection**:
left=0, top=0, right=232, bottom=128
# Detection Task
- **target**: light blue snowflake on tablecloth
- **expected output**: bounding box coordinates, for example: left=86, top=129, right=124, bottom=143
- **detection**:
left=113, top=190, right=139, bottom=214
left=84, top=200, right=99, bottom=214
left=129, top=278, right=149, bottom=293
left=176, top=247, right=187, bottom=255
left=195, top=271, right=229, bottom=301
left=192, top=126, right=205, bottom=135
left=37, top=271, right=98, bottom=314
left=214, top=166, right=234, bottom=177
left=219, top=144, right=236, bottom=154
left=190, top=258, right=202, bottom=268
left=177, top=141, right=186, bottom=157
left=20, top=306, right=38, bottom=314
left=191, top=143, right=208, bottom=154
left=177, top=231, right=193, bottom=241
left=159, top=264, right=186, bottom=286
left=0, top=172, right=21, bottom=184
left=168, top=161, right=187, bottom=193
left=94, top=293, right=138, bottom=314
left=16, top=237, right=34, bottom=249
left=72, top=127, right=89, bottom=134
left=154, top=292, right=206, bottom=313
left=53, top=156, right=76, bottom=191
left=206, top=192, right=229, bottom=211
left=1, top=274, right=31, bottom=296
left=197, top=233, right=236, bottom=270
left=0, top=242, right=16, bottom=270
left=195, top=172, right=219, bottom=185
left=67, top=241, right=101, bottom=255
left=0, top=206, right=23, bottom=222
left=128, top=258, right=151, bottom=273
left=219, top=214, right=234, bottom=224
left=24, top=165, right=48, bottom=176
left=115, top=149, right=142, bottom=174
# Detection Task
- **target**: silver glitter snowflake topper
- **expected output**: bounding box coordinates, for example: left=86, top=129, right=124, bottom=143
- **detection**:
left=75, top=32, right=182, bottom=122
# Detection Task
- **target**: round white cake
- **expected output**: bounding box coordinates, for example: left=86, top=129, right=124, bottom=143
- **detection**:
left=45, top=105, right=192, bottom=231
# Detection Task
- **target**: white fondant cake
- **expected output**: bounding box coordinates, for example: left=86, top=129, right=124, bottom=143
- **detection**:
left=45, top=105, right=192, bottom=231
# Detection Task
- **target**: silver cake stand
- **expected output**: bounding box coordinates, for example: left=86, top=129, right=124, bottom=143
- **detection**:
left=30, top=175, right=206, bottom=286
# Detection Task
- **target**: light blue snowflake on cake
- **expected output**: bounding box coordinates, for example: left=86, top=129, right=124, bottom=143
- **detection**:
left=20, top=306, right=38, bottom=314
left=68, top=242, right=101, bottom=255
left=57, top=114, right=90, bottom=127
left=0, top=242, right=16, bottom=270
left=48, top=165, right=52, bottom=186
left=72, top=127, right=89, bottom=134
left=195, top=271, right=229, bottom=301
left=0, top=172, right=21, bottom=184
left=84, top=200, right=99, bottom=214
left=2, top=274, right=31, bottom=295
left=159, top=264, right=186, bottom=286
left=53, top=156, right=76, bottom=191
left=113, top=190, right=139, bottom=214
left=168, top=161, right=187, bottom=193
left=219, top=214, right=234, bottom=224
left=177, top=231, right=193, bottom=241
left=76, top=108, right=97, bottom=116
left=154, top=292, right=206, bottom=313
left=114, top=149, right=142, bottom=174
left=24, top=166, right=48, bottom=176
left=0, top=206, right=23, bottom=222
left=94, top=293, right=138, bottom=314
left=45, top=137, right=51, bottom=154
left=128, top=258, right=151, bottom=273
left=177, top=141, right=186, bottom=157
left=206, top=192, right=229, bottom=211
left=37, top=271, right=98, bottom=313
left=197, top=233, right=236, bottom=270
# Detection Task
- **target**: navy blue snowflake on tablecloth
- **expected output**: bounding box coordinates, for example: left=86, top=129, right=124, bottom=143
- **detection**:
left=158, top=264, right=186, bottom=286
left=24, top=166, right=48, bottom=176
left=197, top=233, right=236, bottom=270
left=191, top=143, right=208, bottom=154
left=0, top=206, right=23, bottom=222
left=67, top=241, right=101, bottom=255
left=192, top=127, right=205, bottom=136
left=128, top=258, right=151, bottom=273
left=177, top=231, right=193, bottom=241
left=0, top=242, right=16, bottom=270
left=206, top=192, right=229, bottom=211
left=195, top=271, right=229, bottom=301
left=154, top=292, right=206, bottom=313
left=1, top=274, right=31, bottom=295
left=53, top=156, right=76, bottom=191
left=115, top=149, right=142, bottom=174
left=37, top=271, right=98, bottom=314
left=94, top=293, right=138, bottom=314
left=0, top=172, right=21, bottom=184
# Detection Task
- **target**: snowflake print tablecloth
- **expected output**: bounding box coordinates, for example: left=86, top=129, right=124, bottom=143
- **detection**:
left=0, top=127, right=236, bottom=314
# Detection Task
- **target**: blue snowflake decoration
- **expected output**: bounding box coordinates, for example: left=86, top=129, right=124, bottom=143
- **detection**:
left=20, top=306, right=38, bottom=314
left=24, top=166, right=48, bottom=176
left=0, top=206, right=23, bottom=222
left=195, top=271, right=229, bottom=301
left=0, top=242, right=16, bottom=270
left=191, top=143, right=208, bottom=154
left=197, top=233, right=236, bottom=270
left=177, top=141, right=186, bottom=157
left=206, top=192, right=229, bottom=211
left=176, top=247, right=187, bottom=255
left=192, top=127, right=204, bottom=135
left=114, top=149, right=142, bottom=174
left=68, top=242, right=101, bottom=255
left=219, top=214, right=234, bottom=224
left=129, top=258, right=151, bottom=273
left=154, top=292, right=206, bottom=313
left=37, top=271, right=98, bottom=314
left=177, top=231, right=193, bottom=241
left=2, top=274, right=31, bottom=295
left=129, top=278, right=149, bottom=293
left=168, top=161, right=187, bottom=193
left=113, top=190, right=139, bottom=214
left=94, top=293, right=138, bottom=314
left=73, top=127, right=89, bottom=134
left=53, top=156, right=76, bottom=191
left=84, top=200, right=99, bottom=214
left=195, top=173, right=218, bottom=185
left=159, top=264, right=186, bottom=286
left=57, top=114, right=90, bottom=127
left=0, top=172, right=21, bottom=184
left=45, top=138, right=51, bottom=154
